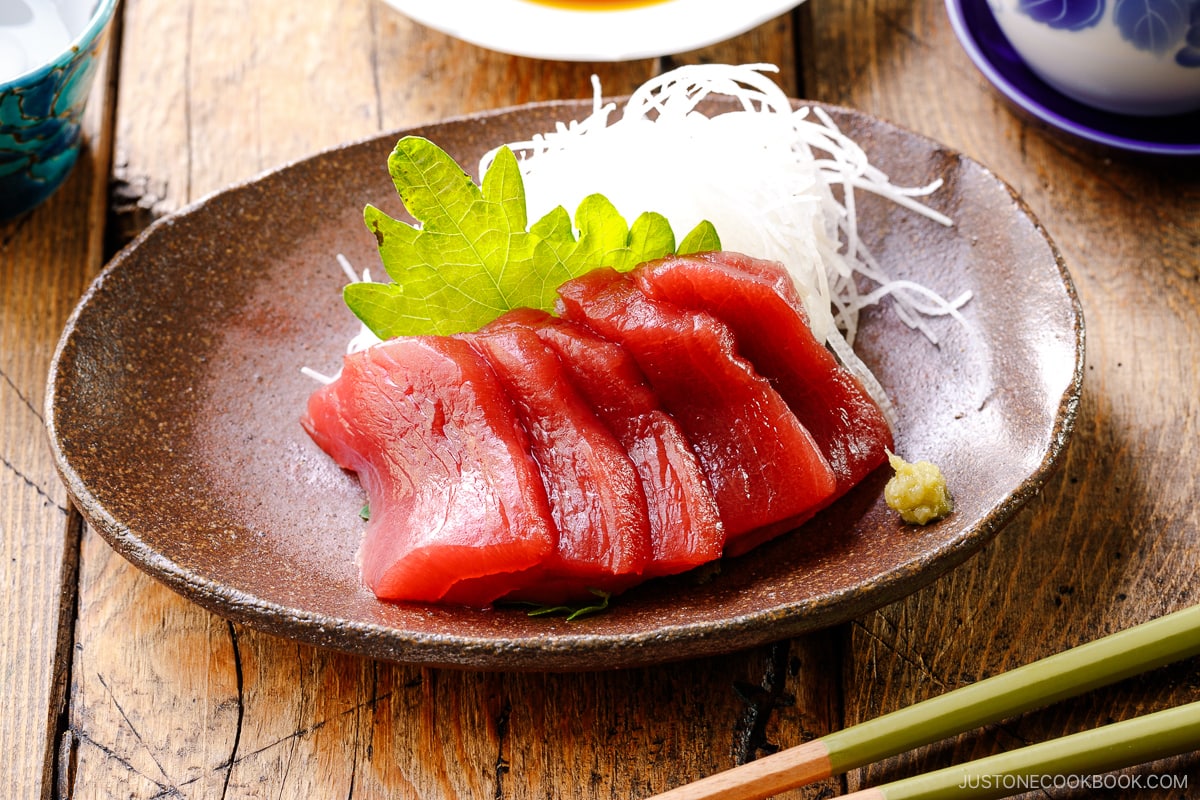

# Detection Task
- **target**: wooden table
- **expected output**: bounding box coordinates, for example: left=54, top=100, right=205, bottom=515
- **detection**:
left=3, top=1, right=1198, bottom=797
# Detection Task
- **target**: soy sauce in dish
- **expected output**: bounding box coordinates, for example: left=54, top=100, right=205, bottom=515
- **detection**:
left=522, top=0, right=673, bottom=10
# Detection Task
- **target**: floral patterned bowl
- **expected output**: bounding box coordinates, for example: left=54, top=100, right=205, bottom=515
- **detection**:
left=987, top=0, right=1200, bottom=116
left=0, top=0, right=118, bottom=222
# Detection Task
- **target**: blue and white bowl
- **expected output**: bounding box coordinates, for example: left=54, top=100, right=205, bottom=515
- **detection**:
left=988, top=0, right=1200, bottom=116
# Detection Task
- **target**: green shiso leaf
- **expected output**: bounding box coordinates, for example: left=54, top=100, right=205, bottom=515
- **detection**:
left=510, top=589, right=612, bottom=622
left=678, top=219, right=722, bottom=255
left=344, top=136, right=720, bottom=339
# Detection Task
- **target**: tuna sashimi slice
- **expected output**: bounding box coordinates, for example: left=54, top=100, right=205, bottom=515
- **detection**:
left=466, top=321, right=651, bottom=603
left=556, top=267, right=838, bottom=545
left=633, top=251, right=894, bottom=502
left=493, top=307, right=725, bottom=577
left=301, top=336, right=556, bottom=606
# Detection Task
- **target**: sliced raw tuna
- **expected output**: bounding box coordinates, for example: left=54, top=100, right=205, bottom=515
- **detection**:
left=465, top=321, right=651, bottom=603
left=301, top=336, right=555, bottom=606
left=555, top=267, right=837, bottom=546
left=491, top=307, right=725, bottom=577
left=633, top=251, right=894, bottom=505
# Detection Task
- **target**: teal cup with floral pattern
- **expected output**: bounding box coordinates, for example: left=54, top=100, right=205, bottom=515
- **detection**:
left=0, top=0, right=118, bottom=221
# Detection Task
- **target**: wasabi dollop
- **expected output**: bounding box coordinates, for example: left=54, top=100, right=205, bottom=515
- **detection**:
left=884, top=451, right=952, bottom=525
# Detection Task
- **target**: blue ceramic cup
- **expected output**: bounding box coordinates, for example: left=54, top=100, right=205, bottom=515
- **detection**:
left=0, top=0, right=118, bottom=221
left=988, top=0, right=1200, bottom=116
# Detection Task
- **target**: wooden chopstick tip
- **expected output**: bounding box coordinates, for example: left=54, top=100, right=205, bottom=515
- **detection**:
left=644, top=738, right=833, bottom=800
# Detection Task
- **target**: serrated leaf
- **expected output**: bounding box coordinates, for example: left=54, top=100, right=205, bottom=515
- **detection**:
left=344, top=136, right=721, bottom=340
left=567, top=193, right=639, bottom=273
left=364, top=204, right=420, bottom=267
left=348, top=139, right=541, bottom=335
left=678, top=220, right=722, bottom=255
left=627, top=212, right=676, bottom=265
left=530, top=204, right=575, bottom=243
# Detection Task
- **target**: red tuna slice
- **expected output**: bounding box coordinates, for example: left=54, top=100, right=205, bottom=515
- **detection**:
left=633, top=251, right=895, bottom=504
left=466, top=322, right=651, bottom=603
left=555, top=267, right=837, bottom=545
left=492, top=308, right=725, bottom=577
left=301, top=336, right=556, bottom=607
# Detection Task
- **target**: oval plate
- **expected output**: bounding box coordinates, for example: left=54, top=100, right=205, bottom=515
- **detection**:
left=47, top=100, right=1083, bottom=671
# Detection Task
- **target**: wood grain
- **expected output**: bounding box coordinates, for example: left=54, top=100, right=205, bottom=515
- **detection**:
left=7, top=0, right=1194, bottom=798
left=0, top=23, right=117, bottom=800
left=803, top=2, right=1200, bottom=796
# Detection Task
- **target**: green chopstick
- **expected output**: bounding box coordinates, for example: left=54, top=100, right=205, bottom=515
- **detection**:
left=647, top=603, right=1200, bottom=800
left=844, top=699, right=1200, bottom=800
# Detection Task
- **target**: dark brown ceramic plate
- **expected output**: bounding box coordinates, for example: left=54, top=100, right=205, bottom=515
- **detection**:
left=47, top=100, right=1083, bottom=671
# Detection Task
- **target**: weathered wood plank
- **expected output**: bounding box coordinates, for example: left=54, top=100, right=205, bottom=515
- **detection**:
left=0, top=16, right=118, bottom=800
left=802, top=1, right=1200, bottom=794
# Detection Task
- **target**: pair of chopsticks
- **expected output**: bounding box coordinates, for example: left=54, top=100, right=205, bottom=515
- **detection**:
left=647, top=604, right=1200, bottom=800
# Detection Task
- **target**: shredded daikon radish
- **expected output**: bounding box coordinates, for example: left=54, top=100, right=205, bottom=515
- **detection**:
left=303, top=255, right=383, bottom=384
left=482, top=64, right=970, bottom=419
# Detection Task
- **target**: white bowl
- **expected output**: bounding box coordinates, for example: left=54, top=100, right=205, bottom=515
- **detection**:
left=379, top=0, right=807, bottom=62
left=987, top=0, right=1200, bottom=116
